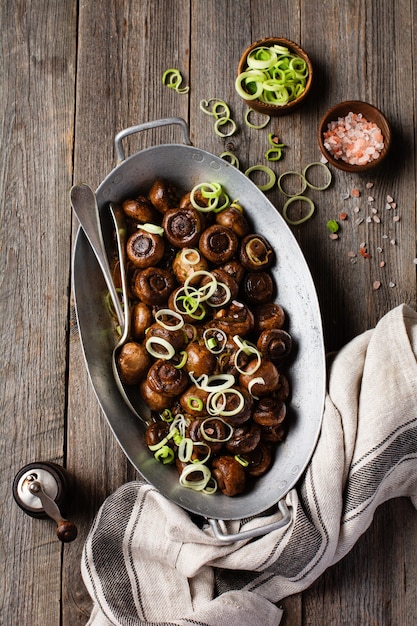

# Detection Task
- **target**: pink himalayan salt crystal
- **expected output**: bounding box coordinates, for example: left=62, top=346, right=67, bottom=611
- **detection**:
left=323, top=112, right=384, bottom=165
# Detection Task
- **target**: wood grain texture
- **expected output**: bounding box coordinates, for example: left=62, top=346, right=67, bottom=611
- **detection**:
left=1, top=1, right=416, bottom=625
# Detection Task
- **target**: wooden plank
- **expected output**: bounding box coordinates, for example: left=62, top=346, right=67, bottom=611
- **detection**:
left=298, top=1, right=417, bottom=624
left=0, top=1, right=77, bottom=625
left=63, top=1, right=191, bottom=622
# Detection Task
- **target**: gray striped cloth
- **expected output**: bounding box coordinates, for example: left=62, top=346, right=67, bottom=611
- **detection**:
left=82, top=304, right=417, bottom=626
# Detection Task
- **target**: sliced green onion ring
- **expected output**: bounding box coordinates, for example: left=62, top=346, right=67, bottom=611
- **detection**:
left=160, top=408, right=173, bottom=422
left=234, top=455, right=249, bottom=467
left=245, top=165, right=276, bottom=191
left=154, top=445, right=175, bottom=464
left=265, top=147, right=283, bottom=161
left=199, top=98, right=230, bottom=119
left=178, top=437, right=194, bottom=463
left=203, top=328, right=227, bottom=354
left=187, top=396, right=204, bottom=412
left=200, top=373, right=235, bottom=393
left=148, top=427, right=179, bottom=451
left=219, top=151, right=240, bottom=168
left=180, top=248, right=201, bottom=266
left=179, top=463, right=212, bottom=491
left=192, top=442, right=212, bottom=465
left=145, top=336, right=176, bottom=360
left=170, top=414, right=188, bottom=439
left=277, top=171, right=307, bottom=197
left=173, top=350, right=188, bottom=369
left=207, top=282, right=231, bottom=307
left=137, top=223, right=164, bottom=235
left=202, top=477, right=218, bottom=494
left=282, top=195, right=315, bottom=226
left=248, top=376, right=266, bottom=399
left=302, top=161, right=332, bottom=190
left=214, top=116, right=237, bottom=137
left=162, top=68, right=190, bottom=94
left=154, top=308, right=184, bottom=331
left=244, top=108, right=271, bottom=129
left=201, top=417, right=234, bottom=442
left=208, top=388, right=245, bottom=417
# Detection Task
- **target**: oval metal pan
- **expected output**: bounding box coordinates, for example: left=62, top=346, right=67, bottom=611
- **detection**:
left=72, top=142, right=326, bottom=521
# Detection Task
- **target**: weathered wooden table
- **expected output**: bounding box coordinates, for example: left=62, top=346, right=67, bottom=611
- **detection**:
left=1, top=1, right=416, bottom=624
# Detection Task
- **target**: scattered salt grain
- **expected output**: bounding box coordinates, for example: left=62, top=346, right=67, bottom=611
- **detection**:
left=323, top=112, right=384, bottom=165
left=380, top=261, right=386, bottom=267
left=382, top=234, right=389, bottom=239
left=348, top=251, right=357, bottom=258
left=355, top=217, right=364, bottom=225
left=368, top=196, right=375, bottom=203
left=373, top=281, right=381, bottom=290
left=353, top=206, right=360, bottom=213
left=341, top=191, right=350, bottom=200
left=385, top=203, right=392, bottom=210
left=329, top=233, right=339, bottom=240
left=393, top=215, right=400, bottom=222
left=389, top=282, right=396, bottom=288
left=390, top=239, right=396, bottom=245
left=371, top=207, right=378, bottom=214
left=351, top=188, right=360, bottom=198
left=386, top=195, right=394, bottom=203
left=391, top=202, right=397, bottom=209
left=413, top=258, right=417, bottom=265
left=373, top=216, right=381, bottom=223
left=366, top=182, right=374, bottom=189
left=377, top=247, right=383, bottom=253
left=366, top=216, right=372, bottom=223
left=339, top=212, right=348, bottom=220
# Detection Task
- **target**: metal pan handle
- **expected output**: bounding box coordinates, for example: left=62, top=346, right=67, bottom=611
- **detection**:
left=207, top=499, right=291, bottom=544
left=114, top=117, right=192, bottom=163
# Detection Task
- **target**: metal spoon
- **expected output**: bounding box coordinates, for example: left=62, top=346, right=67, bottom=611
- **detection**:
left=70, top=183, right=149, bottom=424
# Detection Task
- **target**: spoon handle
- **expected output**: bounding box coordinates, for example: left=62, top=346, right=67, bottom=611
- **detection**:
left=70, top=183, right=125, bottom=329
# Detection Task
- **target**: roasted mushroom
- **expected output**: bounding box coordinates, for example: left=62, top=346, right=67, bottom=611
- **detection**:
left=240, top=234, right=274, bottom=271
left=122, top=196, right=158, bottom=223
left=219, top=259, right=246, bottom=285
left=212, top=456, right=246, bottom=496
left=148, top=178, right=178, bottom=214
left=188, top=417, right=229, bottom=455
left=140, top=378, right=174, bottom=411
left=257, top=329, right=292, bottom=361
left=162, top=207, right=203, bottom=248
left=146, top=359, right=189, bottom=397
left=243, top=443, right=273, bottom=477
left=239, top=358, right=280, bottom=397
left=145, top=421, right=170, bottom=447
left=172, top=248, right=209, bottom=284
left=218, top=385, right=253, bottom=425
left=145, top=321, right=187, bottom=356
left=117, top=341, right=151, bottom=385
left=184, top=341, right=217, bottom=378
left=215, top=206, right=250, bottom=237
left=199, top=224, right=238, bottom=264
left=132, top=267, right=176, bottom=305
left=126, top=229, right=165, bottom=269
left=212, top=301, right=254, bottom=336
left=253, top=397, right=287, bottom=427
left=253, top=302, right=286, bottom=333
left=200, top=268, right=239, bottom=307
left=180, top=385, right=209, bottom=417
left=130, top=302, right=153, bottom=341
left=242, top=271, right=274, bottom=304
left=226, top=423, right=261, bottom=454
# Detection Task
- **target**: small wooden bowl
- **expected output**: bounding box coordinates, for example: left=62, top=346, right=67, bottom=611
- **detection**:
left=318, top=100, right=391, bottom=172
left=237, top=37, right=313, bottom=116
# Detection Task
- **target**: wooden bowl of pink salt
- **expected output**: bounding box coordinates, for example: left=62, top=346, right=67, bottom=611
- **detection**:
left=318, top=101, right=391, bottom=172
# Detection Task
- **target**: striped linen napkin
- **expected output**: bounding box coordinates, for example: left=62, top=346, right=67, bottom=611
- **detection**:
left=81, top=303, right=417, bottom=626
